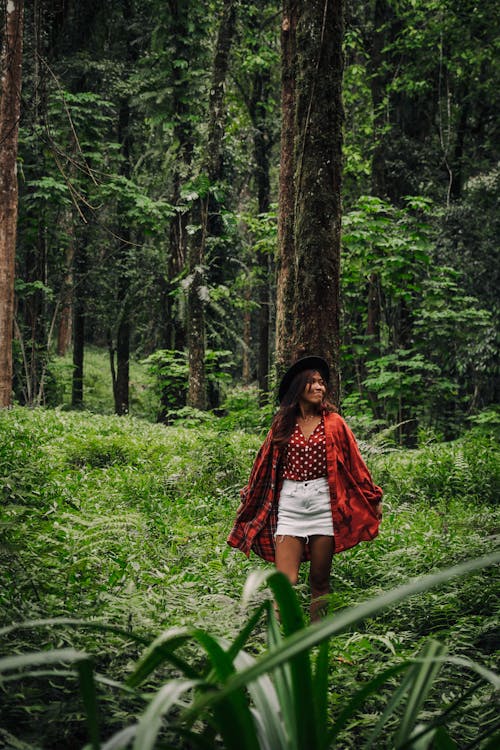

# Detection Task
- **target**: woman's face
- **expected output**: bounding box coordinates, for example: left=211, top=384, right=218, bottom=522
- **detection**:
left=299, top=371, right=326, bottom=408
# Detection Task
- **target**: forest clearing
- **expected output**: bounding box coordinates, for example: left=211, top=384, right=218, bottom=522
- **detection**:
left=1, top=0, right=499, bottom=748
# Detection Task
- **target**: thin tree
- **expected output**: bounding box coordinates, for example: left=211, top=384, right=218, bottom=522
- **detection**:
left=275, top=0, right=344, bottom=404
left=0, top=0, right=24, bottom=407
left=186, top=0, right=236, bottom=409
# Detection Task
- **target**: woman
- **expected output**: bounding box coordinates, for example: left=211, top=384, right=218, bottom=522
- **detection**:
left=227, top=355, right=382, bottom=621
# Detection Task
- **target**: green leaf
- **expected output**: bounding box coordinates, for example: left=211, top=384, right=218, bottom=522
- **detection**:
left=180, top=551, right=500, bottom=724
left=133, top=680, right=200, bottom=750
left=312, top=640, right=330, bottom=750
left=77, top=659, right=101, bottom=750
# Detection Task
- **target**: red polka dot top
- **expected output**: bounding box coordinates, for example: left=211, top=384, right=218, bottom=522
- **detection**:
left=282, top=418, right=327, bottom=481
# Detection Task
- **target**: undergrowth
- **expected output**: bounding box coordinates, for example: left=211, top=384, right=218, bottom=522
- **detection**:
left=0, top=407, right=498, bottom=748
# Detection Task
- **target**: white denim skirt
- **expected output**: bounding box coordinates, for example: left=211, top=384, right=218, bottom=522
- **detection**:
left=276, top=476, right=334, bottom=538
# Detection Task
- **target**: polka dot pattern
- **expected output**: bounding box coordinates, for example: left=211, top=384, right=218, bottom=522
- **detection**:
left=282, top=418, right=327, bottom=481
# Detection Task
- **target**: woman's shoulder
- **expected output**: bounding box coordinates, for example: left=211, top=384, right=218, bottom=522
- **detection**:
left=323, top=410, right=346, bottom=430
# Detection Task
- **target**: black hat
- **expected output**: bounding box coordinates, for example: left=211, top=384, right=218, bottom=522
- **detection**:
left=278, top=356, right=330, bottom=402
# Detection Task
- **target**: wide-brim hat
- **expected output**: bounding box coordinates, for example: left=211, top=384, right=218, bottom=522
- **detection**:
left=278, top=356, right=330, bottom=402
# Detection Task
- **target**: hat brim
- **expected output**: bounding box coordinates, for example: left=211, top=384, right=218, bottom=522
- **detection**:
left=278, top=356, right=330, bottom=402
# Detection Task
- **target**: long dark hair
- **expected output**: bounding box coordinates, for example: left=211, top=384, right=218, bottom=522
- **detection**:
left=271, top=369, right=336, bottom=449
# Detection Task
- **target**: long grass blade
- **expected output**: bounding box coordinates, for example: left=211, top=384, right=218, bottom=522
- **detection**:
left=126, top=627, right=193, bottom=687
left=431, top=726, right=459, bottom=749
left=397, top=683, right=478, bottom=750
left=405, top=722, right=437, bottom=750
left=133, top=679, right=199, bottom=750
left=312, top=640, right=330, bottom=750
left=180, top=552, right=499, bottom=722
left=100, top=724, right=137, bottom=750
left=77, top=659, right=101, bottom=750
left=225, top=601, right=268, bottom=662
left=0, top=617, right=151, bottom=645
left=395, top=640, right=447, bottom=746
left=255, top=570, right=318, bottom=748
left=233, top=649, right=288, bottom=750
left=0, top=647, right=87, bottom=674
left=244, top=569, right=305, bottom=636
left=366, top=641, right=448, bottom=748
left=328, top=661, right=411, bottom=744
left=266, top=603, right=296, bottom=750
left=244, top=569, right=317, bottom=747
left=366, top=660, right=419, bottom=748
left=186, top=630, right=261, bottom=750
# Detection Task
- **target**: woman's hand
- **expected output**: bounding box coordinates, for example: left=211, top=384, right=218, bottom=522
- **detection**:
left=374, top=501, right=383, bottom=520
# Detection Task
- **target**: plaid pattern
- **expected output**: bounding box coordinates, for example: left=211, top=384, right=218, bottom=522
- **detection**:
left=227, top=412, right=382, bottom=563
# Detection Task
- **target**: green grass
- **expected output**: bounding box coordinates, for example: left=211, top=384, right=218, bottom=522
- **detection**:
left=0, top=406, right=498, bottom=748
left=45, top=347, right=158, bottom=421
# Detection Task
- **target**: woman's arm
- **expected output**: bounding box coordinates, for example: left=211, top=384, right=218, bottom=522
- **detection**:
left=337, top=417, right=383, bottom=516
left=236, top=429, right=274, bottom=514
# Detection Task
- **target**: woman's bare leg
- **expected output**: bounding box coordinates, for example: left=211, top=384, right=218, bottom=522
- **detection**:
left=274, top=535, right=305, bottom=619
left=309, top=535, right=335, bottom=621
left=275, top=535, right=305, bottom=585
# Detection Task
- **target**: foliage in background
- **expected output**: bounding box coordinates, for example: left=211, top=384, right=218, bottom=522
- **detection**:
left=0, top=407, right=498, bottom=747
left=341, top=196, right=496, bottom=438
left=9, top=0, right=498, bottom=436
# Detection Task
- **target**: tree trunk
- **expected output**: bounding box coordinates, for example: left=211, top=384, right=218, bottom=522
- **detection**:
left=71, top=240, right=86, bottom=408
left=0, top=0, right=24, bottom=407
left=187, top=0, right=236, bottom=409
left=111, top=0, right=137, bottom=416
left=114, top=236, right=130, bottom=416
left=160, top=0, right=193, bottom=356
left=113, top=95, right=132, bottom=416
left=242, top=285, right=252, bottom=384
left=57, top=230, right=74, bottom=357
left=282, top=0, right=344, bottom=405
left=186, top=227, right=207, bottom=410
left=275, top=0, right=297, bottom=382
left=251, top=68, right=273, bottom=399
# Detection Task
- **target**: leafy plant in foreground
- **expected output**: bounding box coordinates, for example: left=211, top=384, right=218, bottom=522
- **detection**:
left=1, top=552, right=498, bottom=750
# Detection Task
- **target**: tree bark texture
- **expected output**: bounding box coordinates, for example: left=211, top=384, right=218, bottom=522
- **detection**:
left=250, top=67, right=273, bottom=397
left=71, top=239, right=86, bottom=407
left=275, top=0, right=297, bottom=380
left=161, top=0, right=193, bottom=354
left=114, top=96, right=132, bottom=416
left=187, top=0, right=236, bottom=409
left=0, top=0, right=24, bottom=407
left=276, top=0, right=344, bottom=405
left=57, top=219, right=74, bottom=356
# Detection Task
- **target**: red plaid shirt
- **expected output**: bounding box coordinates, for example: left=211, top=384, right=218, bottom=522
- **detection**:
left=227, top=411, right=382, bottom=563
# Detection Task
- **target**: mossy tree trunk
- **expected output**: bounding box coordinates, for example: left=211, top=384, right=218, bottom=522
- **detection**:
left=275, top=0, right=297, bottom=381
left=0, top=0, right=24, bottom=407
left=276, top=0, right=344, bottom=405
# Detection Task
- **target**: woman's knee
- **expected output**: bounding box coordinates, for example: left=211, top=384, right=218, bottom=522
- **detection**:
left=309, top=568, right=330, bottom=593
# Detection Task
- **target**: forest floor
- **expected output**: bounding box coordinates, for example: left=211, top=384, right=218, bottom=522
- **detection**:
left=0, top=406, right=498, bottom=748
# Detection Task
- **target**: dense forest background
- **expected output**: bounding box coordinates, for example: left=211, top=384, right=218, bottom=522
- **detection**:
left=4, top=0, right=500, bottom=438
left=1, top=3, right=499, bottom=747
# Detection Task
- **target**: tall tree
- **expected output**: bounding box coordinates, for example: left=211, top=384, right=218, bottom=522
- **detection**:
left=275, top=0, right=297, bottom=380
left=187, top=0, right=236, bottom=409
left=0, top=0, right=24, bottom=407
left=248, top=39, right=275, bottom=398
left=276, top=0, right=344, bottom=404
left=110, top=0, right=137, bottom=416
